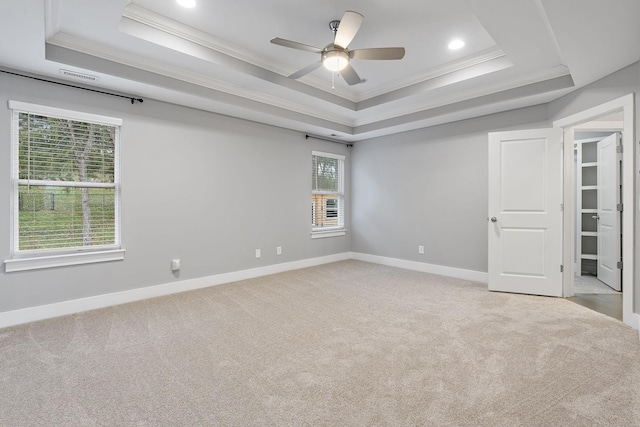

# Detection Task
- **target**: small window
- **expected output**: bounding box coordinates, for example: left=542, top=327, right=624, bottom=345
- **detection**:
left=311, top=151, right=345, bottom=236
left=7, top=101, right=123, bottom=269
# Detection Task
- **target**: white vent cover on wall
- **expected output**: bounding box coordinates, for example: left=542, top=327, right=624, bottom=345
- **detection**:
left=59, top=69, right=98, bottom=82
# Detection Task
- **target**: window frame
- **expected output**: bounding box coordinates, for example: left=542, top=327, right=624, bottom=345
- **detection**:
left=4, top=101, right=125, bottom=272
left=311, top=150, right=346, bottom=239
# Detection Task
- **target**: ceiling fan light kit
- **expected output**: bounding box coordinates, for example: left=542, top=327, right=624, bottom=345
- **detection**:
left=322, top=48, right=349, bottom=71
left=270, top=10, right=405, bottom=86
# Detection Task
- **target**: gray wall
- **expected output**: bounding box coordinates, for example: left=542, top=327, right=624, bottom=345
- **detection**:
left=0, top=72, right=350, bottom=313
left=351, top=105, right=549, bottom=272
left=351, top=61, right=639, bottom=316
left=1, top=61, right=638, bottom=318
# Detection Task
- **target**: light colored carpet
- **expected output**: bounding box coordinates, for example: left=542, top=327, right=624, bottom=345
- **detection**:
left=574, top=274, right=621, bottom=294
left=1, top=260, right=639, bottom=426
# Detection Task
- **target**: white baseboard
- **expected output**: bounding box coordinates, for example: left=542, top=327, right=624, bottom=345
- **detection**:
left=0, top=252, right=351, bottom=329
left=351, top=252, right=488, bottom=283
left=18, top=251, right=635, bottom=332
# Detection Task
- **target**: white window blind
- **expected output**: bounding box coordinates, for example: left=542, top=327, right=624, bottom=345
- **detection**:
left=312, top=151, right=344, bottom=232
left=9, top=101, right=122, bottom=254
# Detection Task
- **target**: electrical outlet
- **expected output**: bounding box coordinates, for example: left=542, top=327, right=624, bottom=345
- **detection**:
left=276, top=246, right=282, bottom=255
left=418, top=245, right=424, bottom=255
left=255, top=249, right=261, bottom=258
left=171, top=259, right=181, bottom=271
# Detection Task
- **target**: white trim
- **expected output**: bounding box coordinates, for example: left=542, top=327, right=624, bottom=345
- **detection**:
left=7, top=100, right=123, bottom=126
left=311, top=230, right=346, bottom=239
left=4, top=249, right=126, bottom=272
left=9, top=102, right=123, bottom=256
left=553, top=93, right=635, bottom=329
left=10, top=110, right=18, bottom=263
left=10, top=251, right=636, bottom=332
left=573, top=121, right=623, bottom=132
left=0, top=252, right=350, bottom=329
left=632, top=313, right=640, bottom=336
left=562, top=127, right=576, bottom=296
left=351, top=252, right=488, bottom=283
left=16, top=179, right=116, bottom=189
left=312, top=150, right=345, bottom=161
left=553, top=94, right=633, bottom=128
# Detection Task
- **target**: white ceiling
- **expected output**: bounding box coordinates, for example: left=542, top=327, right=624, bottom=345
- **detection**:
left=1, top=0, right=638, bottom=141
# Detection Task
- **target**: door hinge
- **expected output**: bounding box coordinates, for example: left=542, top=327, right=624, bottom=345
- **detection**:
left=617, top=145, right=623, bottom=153
left=617, top=261, right=623, bottom=270
left=560, top=203, right=564, bottom=212
left=560, top=142, right=564, bottom=150
left=617, top=203, right=623, bottom=212
left=560, top=265, right=564, bottom=273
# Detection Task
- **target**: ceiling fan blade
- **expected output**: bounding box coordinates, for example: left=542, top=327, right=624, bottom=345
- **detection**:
left=340, top=64, right=363, bottom=86
left=270, top=38, right=322, bottom=53
left=350, top=47, right=405, bottom=60
left=288, top=61, right=323, bottom=79
left=333, top=11, right=364, bottom=49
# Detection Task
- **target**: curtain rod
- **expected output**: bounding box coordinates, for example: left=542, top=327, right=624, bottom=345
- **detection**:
left=305, top=134, right=353, bottom=147
left=0, top=68, right=144, bottom=104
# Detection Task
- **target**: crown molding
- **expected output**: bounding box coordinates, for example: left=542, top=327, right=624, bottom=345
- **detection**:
left=354, top=64, right=572, bottom=126
left=354, top=47, right=508, bottom=101
left=119, top=4, right=521, bottom=107
left=122, top=3, right=285, bottom=74
left=353, top=74, right=574, bottom=135
left=46, top=32, right=355, bottom=127
left=117, top=12, right=525, bottom=113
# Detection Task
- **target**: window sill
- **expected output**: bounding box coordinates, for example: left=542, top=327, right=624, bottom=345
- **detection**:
left=311, top=229, right=346, bottom=239
left=4, top=249, right=126, bottom=272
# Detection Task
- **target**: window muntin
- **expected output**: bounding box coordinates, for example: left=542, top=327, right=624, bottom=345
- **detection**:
left=10, top=101, right=121, bottom=256
left=311, top=151, right=344, bottom=232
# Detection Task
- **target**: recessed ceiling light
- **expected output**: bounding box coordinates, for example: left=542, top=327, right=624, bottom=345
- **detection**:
left=448, top=39, right=465, bottom=50
left=177, top=0, right=196, bottom=8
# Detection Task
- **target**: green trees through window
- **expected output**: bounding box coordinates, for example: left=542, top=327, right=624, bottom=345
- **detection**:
left=12, top=104, right=121, bottom=252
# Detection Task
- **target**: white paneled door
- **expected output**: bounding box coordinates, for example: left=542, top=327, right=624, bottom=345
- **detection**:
left=597, top=133, right=621, bottom=291
left=488, top=129, right=563, bottom=297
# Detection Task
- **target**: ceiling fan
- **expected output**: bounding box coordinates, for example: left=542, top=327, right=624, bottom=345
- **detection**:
left=270, top=11, right=405, bottom=86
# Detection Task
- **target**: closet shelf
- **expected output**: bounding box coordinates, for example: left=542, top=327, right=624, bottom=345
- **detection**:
left=581, top=231, right=597, bottom=237
left=581, top=209, right=597, bottom=213
left=582, top=162, right=597, bottom=168
left=581, top=254, right=598, bottom=260
left=582, top=185, right=597, bottom=190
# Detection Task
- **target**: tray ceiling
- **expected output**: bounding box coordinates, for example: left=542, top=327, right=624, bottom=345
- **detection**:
left=1, top=0, right=638, bottom=140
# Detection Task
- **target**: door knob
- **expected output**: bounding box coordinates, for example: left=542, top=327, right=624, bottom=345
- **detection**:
left=490, top=217, right=497, bottom=222
left=592, top=215, right=600, bottom=220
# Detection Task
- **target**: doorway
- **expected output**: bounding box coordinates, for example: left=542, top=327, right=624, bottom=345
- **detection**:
left=487, top=94, right=635, bottom=329
left=570, top=118, right=623, bottom=320
left=554, top=94, right=635, bottom=328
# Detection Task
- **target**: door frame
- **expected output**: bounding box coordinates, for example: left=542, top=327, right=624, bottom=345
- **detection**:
left=553, top=93, right=636, bottom=329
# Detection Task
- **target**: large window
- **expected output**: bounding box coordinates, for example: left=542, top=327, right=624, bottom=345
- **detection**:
left=312, top=151, right=345, bottom=237
left=6, top=101, right=123, bottom=271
